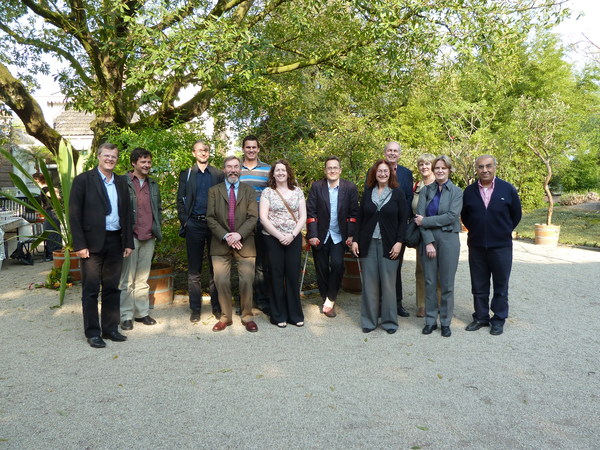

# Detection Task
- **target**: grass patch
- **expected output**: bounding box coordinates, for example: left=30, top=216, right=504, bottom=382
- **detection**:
left=516, top=206, right=600, bottom=248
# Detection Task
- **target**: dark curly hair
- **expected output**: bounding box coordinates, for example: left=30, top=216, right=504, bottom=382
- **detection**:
left=366, top=159, right=398, bottom=189
left=267, top=159, right=298, bottom=190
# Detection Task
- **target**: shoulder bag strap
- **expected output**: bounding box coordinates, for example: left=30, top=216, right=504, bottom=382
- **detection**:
left=273, top=188, right=298, bottom=224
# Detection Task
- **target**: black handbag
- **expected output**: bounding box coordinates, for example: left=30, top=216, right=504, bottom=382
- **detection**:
left=404, top=218, right=421, bottom=249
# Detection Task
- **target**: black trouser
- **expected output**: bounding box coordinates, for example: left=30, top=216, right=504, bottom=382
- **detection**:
left=80, top=232, right=122, bottom=338
left=469, top=246, right=512, bottom=325
left=312, top=239, right=345, bottom=302
left=185, top=218, right=219, bottom=312
left=252, top=221, right=272, bottom=310
left=265, top=234, right=304, bottom=324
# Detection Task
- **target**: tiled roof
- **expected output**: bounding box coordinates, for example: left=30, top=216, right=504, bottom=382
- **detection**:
left=54, top=110, right=94, bottom=136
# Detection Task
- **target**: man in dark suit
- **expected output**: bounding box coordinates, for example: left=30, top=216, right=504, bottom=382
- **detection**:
left=461, top=155, right=522, bottom=336
left=307, top=156, right=358, bottom=318
left=70, top=143, right=134, bottom=348
left=383, top=141, right=414, bottom=317
left=177, top=140, right=224, bottom=323
left=207, top=156, right=258, bottom=332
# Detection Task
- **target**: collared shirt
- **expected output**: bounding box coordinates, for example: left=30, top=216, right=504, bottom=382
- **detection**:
left=325, top=184, right=342, bottom=244
left=426, top=181, right=448, bottom=217
left=225, top=179, right=240, bottom=200
left=130, top=172, right=153, bottom=240
left=478, top=176, right=496, bottom=208
left=240, top=160, right=271, bottom=201
left=98, top=168, right=120, bottom=231
left=192, top=167, right=212, bottom=215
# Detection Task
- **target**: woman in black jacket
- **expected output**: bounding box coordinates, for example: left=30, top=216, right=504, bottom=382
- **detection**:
left=352, top=159, right=408, bottom=334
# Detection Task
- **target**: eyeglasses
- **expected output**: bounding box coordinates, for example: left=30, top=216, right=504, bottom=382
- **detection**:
left=101, top=155, right=118, bottom=161
left=376, top=169, right=390, bottom=175
left=325, top=167, right=340, bottom=172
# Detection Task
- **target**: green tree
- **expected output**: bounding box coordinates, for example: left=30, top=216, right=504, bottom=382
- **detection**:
left=1, top=0, right=565, bottom=157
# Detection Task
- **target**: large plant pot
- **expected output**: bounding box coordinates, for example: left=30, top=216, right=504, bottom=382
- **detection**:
left=149, top=262, right=174, bottom=307
left=341, top=252, right=362, bottom=293
left=534, top=224, right=560, bottom=246
left=53, top=250, right=81, bottom=281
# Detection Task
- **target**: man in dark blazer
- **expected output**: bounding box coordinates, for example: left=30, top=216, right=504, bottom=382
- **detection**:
left=177, top=140, right=224, bottom=323
left=461, top=155, right=522, bottom=336
left=70, top=143, right=134, bottom=348
left=207, top=156, right=258, bottom=332
left=307, top=156, right=358, bottom=318
left=383, top=141, right=414, bottom=317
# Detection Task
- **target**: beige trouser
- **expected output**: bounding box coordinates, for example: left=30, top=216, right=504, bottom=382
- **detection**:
left=212, top=252, right=255, bottom=323
left=119, top=237, right=155, bottom=321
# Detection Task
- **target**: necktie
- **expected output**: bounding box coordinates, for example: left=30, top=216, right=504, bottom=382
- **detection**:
left=228, top=184, right=236, bottom=231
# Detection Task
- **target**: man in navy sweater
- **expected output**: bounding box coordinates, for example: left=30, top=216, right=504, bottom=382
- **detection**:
left=461, top=155, right=522, bottom=336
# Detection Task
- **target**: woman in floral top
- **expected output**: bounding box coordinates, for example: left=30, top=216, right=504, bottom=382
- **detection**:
left=259, top=159, right=307, bottom=328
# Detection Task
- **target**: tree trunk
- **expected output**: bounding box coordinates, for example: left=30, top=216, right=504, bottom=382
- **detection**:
left=543, top=158, right=553, bottom=225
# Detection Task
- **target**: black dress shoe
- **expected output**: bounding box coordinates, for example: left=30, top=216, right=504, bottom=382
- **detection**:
left=465, top=320, right=490, bottom=332
left=422, top=324, right=438, bottom=335
left=362, top=327, right=375, bottom=333
left=190, top=310, right=201, bottom=323
left=490, top=323, right=504, bottom=335
left=101, top=331, right=128, bottom=342
left=441, top=326, right=452, bottom=337
left=87, top=336, right=106, bottom=348
left=397, top=306, right=410, bottom=317
left=134, top=315, right=156, bottom=325
left=386, top=328, right=397, bottom=334
left=121, top=320, right=133, bottom=331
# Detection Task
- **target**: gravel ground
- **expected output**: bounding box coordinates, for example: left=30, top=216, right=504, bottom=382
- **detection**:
left=1, top=233, right=599, bottom=449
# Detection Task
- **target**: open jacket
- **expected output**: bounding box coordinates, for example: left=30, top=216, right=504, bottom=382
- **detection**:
left=70, top=168, right=134, bottom=253
left=306, top=178, right=358, bottom=249
left=176, top=164, right=224, bottom=226
left=206, top=182, right=258, bottom=257
left=415, top=179, right=463, bottom=246
left=125, top=172, right=163, bottom=242
left=354, top=186, right=408, bottom=259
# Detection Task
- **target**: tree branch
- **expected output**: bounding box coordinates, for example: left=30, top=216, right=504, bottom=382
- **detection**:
left=0, top=23, right=92, bottom=86
left=0, top=62, right=64, bottom=156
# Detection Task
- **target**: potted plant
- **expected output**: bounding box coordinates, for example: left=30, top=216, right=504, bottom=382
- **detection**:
left=0, top=140, right=77, bottom=304
left=514, top=95, right=570, bottom=246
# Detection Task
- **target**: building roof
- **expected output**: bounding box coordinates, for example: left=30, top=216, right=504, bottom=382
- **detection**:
left=53, top=110, right=94, bottom=136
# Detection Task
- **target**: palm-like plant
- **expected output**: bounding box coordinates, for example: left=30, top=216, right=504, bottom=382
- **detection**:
left=0, top=141, right=76, bottom=305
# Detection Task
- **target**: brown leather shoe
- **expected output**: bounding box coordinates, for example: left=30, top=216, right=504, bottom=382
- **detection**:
left=323, top=306, right=337, bottom=318
left=212, top=321, right=233, bottom=332
left=242, top=320, right=258, bottom=332
left=416, top=307, right=425, bottom=318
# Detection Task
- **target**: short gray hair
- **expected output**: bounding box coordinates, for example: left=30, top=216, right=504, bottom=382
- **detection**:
left=223, top=155, right=241, bottom=167
left=475, top=154, right=497, bottom=167
left=98, top=142, right=118, bottom=156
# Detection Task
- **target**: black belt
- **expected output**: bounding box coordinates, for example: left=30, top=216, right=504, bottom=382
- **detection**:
left=192, top=215, right=207, bottom=221
left=106, top=230, right=121, bottom=235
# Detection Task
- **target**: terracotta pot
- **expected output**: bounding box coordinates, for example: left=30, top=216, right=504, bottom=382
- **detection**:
left=52, top=250, right=81, bottom=281
left=148, top=262, right=174, bottom=307
left=534, top=224, right=560, bottom=246
left=341, top=252, right=362, bottom=293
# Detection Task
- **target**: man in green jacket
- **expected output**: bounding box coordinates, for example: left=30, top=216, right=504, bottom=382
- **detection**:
left=119, top=148, right=163, bottom=330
